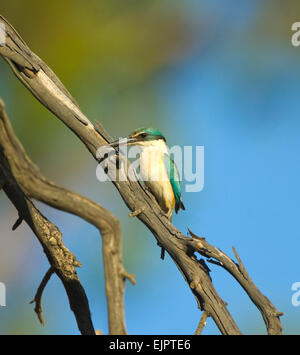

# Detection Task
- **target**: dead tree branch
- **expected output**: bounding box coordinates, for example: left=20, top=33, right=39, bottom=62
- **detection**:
left=0, top=15, right=283, bottom=334
left=0, top=98, right=132, bottom=334
left=194, top=311, right=209, bottom=335
left=0, top=146, right=95, bottom=335
left=30, top=267, right=55, bottom=326
left=187, top=229, right=283, bottom=335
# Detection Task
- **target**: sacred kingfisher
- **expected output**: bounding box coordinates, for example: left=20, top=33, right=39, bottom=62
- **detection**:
left=109, top=128, right=185, bottom=220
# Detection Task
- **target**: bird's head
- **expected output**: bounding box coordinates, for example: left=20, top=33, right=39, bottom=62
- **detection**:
left=109, top=128, right=166, bottom=147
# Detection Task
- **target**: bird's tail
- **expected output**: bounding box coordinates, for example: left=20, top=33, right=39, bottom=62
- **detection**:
left=180, top=200, right=185, bottom=211
left=175, top=199, right=185, bottom=214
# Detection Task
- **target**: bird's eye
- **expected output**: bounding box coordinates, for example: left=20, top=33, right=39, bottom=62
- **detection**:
left=140, top=133, right=147, bottom=138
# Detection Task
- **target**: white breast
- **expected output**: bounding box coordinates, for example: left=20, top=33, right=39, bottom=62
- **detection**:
left=138, top=140, right=175, bottom=216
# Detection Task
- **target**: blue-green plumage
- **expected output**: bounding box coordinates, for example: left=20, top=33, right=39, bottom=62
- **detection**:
left=163, top=154, right=185, bottom=214
left=131, top=127, right=166, bottom=142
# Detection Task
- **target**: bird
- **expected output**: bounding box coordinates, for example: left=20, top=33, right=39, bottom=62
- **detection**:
left=109, top=127, right=185, bottom=220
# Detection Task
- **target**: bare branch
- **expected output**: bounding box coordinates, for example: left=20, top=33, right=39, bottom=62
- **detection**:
left=194, top=311, right=209, bottom=335
left=187, top=229, right=283, bottom=335
left=30, top=267, right=55, bottom=326
left=0, top=98, right=130, bottom=335
left=0, top=147, right=95, bottom=335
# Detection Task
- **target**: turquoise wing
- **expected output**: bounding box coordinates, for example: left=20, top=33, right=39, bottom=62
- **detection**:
left=163, top=154, right=184, bottom=213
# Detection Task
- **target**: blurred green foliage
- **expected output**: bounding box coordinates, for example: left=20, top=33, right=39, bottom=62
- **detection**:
left=0, top=0, right=196, bottom=172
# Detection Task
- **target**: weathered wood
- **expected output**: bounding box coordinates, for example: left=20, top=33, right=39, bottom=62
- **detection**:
left=0, top=143, right=95, bottom=335
left=0, top=98, right=131, bottom=335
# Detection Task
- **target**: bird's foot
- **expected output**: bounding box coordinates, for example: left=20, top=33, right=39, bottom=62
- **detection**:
left=158, top=209, right=169, bottom=219
left=156, top=241, right=166, bottom=260
left=160, top=246, right=166, bottom=260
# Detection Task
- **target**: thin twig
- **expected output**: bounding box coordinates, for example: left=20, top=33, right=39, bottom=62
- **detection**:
left=194, top=311, right=209, bottom=335
left=30, top=267, right=55, bottom=326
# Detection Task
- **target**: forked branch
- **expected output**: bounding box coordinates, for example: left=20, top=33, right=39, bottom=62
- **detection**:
left=0, top=98, right=132, bottom=334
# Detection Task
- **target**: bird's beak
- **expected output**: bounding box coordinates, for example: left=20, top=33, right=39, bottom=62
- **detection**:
left=108, top=136, right=139, bottom=147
